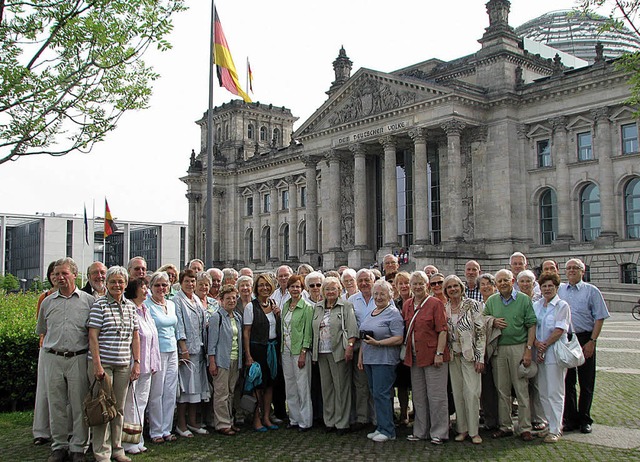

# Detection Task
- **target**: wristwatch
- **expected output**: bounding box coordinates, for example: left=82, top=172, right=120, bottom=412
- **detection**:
left=133, top=359, right=140, bottom=364
left=435, top=352, right=443, bottom=356
left=526, top=345, right=533, bottom=350
left=348, top=342, right=354, bottom=347
left=590, top=338, right=597, bottom=344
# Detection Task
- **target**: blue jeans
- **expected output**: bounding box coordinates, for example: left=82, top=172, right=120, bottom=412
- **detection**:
left=364, top=364, right=397, bottom=438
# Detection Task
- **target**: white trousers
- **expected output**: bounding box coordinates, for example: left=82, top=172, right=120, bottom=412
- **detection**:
left=282, top=350, right=312, bottom=428
left=449, top=355, right=481, bottom=437
left=537, top=362, right=567, bottom=435
left=122, top=372, right=152, bottom=452
left=147, top=351, right=179, bottom=438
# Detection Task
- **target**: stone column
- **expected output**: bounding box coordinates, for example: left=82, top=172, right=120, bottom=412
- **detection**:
left=286, top=175, right=298, bottom=261
left=380, top=136, right=399, bottom=247
left=350, top=144, right=368, bottom=248
left=410, top=128, right=429, bottom=244
left=211, top=187, right=223, bottom=263
left=269, top=180, right=278, bottom=262
left=252, top=186, right=261, bottom=263
left=441, top=120, right=466, bottom=242
left=325, top=150, right=342, bottom=252
left=304, top=157, right=319, bottom=261
left=592, top=107, right=617, bottom=237
left=550, top=116, right=573, bottom=242
left=186, top=192, right=201, bottom=260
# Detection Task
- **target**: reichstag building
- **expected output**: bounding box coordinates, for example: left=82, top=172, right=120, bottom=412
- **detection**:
left=182, top=1, right=640, bottom=307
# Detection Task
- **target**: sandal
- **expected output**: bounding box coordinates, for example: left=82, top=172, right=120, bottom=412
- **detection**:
left=151, top=437, right=165, bottom=444
left=175, top=427, right=194, bottom=438
left=533, top=422, right=547, bottom=431
left=217, top=428, right=236, bottom=436
left=231, top=425, right=241, bottom=432
left=164, top=434, right=177, bottom=442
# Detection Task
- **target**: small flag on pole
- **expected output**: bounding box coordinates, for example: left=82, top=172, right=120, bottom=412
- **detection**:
left=104, top=199, right=117, bottom=238
left=247, top=58, right=254, bottom=93
left=83, top=204, right=89, bottom=245
left=213, top=7, right=252, bottom=102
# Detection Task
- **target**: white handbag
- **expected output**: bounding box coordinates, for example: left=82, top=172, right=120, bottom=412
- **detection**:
left=554, top=323, right=585, bottom=369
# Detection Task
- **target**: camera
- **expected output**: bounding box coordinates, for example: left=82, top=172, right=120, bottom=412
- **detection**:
left=359, top=330, right=374, bottom=340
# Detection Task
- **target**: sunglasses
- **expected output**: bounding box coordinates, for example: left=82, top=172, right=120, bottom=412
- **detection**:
left=308, top=283, right=322, bottom=288
left=430, top=281, right=444, bottom=287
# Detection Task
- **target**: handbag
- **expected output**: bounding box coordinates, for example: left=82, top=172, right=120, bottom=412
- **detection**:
left=83, top=374, right=117, bottom=427
left=340, top=305, right=350, bottom=350
left=554, top=323, right=585, bottom=369
left=122, top=382, right=142, bottom=444
left=401, top=297, right=428, bottom=360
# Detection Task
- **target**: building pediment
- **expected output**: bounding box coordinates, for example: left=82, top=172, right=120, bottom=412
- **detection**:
left=296, top=69, right=451, bottom=139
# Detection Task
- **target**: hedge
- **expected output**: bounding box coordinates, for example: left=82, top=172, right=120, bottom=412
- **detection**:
left=0, top=292, right=39, bottom=411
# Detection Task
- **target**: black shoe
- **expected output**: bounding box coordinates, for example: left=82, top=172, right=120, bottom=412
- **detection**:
left=33, top=437, right=51, bottom=446
left=336, top=428, right=350, bottom=436
left=47, top=449, right=68, bottom=462
left=286, top=423, right=299, bottom=430
left=580, top=424, right=592, bottom=434
left=298, top=426, right=311, bottom=433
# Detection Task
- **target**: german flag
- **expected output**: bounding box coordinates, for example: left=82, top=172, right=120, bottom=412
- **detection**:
left=104, top=199, right=118, bottom=238
left=214, top=7, right=251, bottom=102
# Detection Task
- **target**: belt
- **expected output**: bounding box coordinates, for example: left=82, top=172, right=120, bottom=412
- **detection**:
left=47, top=348, right=88, bottom=358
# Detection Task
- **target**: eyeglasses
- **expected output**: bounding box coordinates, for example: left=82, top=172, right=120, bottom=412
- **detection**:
left=430, top=281, right=443, bottom=287
left=257, top=283, right=271, bottom=289
left=153, top=283, right=169, bottom=287
left=308, top=283, right=322, bottom=288
left=566, top=266, right=583, bottom=271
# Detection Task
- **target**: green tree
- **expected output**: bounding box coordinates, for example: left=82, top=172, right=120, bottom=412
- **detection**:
left=1, top=273, right=20, bottom=292
left=0, top=0, right=187, bottom=165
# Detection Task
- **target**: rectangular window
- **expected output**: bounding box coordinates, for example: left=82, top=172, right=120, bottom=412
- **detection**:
left=300, top=186, right=306, bottom=207
left=281, top=190, right=289, bottom=210
left=577, top=132, right=593, bottom=161
left=263, top=193, right=270, bottom=213
left=246, top=197, right=253, bottom=216
left=621, top=263, right=638, bottom=284
left=66, top=220, right=73, bottom=257
left=537, top=139, right=551, bottom=167
left=622, top=123, right=638, bottom=154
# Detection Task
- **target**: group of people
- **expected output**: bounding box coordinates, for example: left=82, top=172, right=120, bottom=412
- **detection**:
left=32, top=251, right=609, bottom=461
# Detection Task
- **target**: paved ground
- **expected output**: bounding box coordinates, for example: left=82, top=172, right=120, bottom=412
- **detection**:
left=2, top=312, right=639, bottom=461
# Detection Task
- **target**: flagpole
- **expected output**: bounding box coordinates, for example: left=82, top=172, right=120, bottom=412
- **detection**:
left=205, top=0, right=216, bottom=268
left=246, top=57, right=249, bottom=97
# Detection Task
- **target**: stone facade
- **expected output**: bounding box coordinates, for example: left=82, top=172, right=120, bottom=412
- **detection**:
left=183, top=0, right=640, bottom=309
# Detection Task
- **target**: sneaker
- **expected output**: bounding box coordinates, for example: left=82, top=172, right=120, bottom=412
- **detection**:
left=406, top=434, right=422, bottom=441
left=367, top=430, right=381, bottom=440
left=430, top=437, right=444, bottom=445
left=544, top=433, right=560, bottom=443
left=372, top=433, right=395, bottom=442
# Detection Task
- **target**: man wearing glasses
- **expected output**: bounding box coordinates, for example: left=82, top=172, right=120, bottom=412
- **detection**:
left=558, top=258, right=609, bottom=434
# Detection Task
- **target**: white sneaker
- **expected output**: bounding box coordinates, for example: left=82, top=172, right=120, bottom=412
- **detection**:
left=372, top=433, right=396, bottom=442
left=367, top=430, right=381, bottom=439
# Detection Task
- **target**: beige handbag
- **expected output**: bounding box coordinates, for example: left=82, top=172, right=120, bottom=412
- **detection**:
left=121, top=382, right=142, bottom=444
left=83, top=374, right=117, bottom=427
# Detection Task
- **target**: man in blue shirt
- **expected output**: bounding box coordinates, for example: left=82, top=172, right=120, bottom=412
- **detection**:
left=557, top=258, right=610, bottom=434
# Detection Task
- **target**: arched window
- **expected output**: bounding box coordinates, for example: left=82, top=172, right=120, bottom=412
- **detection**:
left=625, top=178, right=640, bottom=239
left=282, top=224, right=290, bottom=260
left=273, top=128, right=280, bottom=145
left=581, top=183, right=601, bottom=241
left=247, top=124, right=254, bottom=139
left=260, top=126, right=267, bottom=141
left=539, top=189, right=558, bottom=245
left=264, top=227, right=271, bottom=261
left=298, top=221, right=306, bottom=255
left=216, top=126, right=221, bottom=141
left=246, top=229, right=253, bottom=262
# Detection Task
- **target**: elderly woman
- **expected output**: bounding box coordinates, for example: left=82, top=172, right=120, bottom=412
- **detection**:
left=297, top=263, right=314, bottom=277
left=303, top=271, right=325, bottom=306
left=157, top=264, right=179, bottom=299
left=479, top=273, right=497, bottom=305
left=235, top=275, right=253, bottom=316
left=358, top=279, right=404, bottom=442
left=404, top=271, right=449, bottom=445
left=518, top=270, right=541, bottom=303
left=393, top=271, right=412, bottom=426
left=281, top=275, right=314, bottom=431
left=88, top=266, right=140, bottom=462
left=146, top=272, right=179, bottom=444
left=122, top=278, right=160, bottom=455
left=428, top=272, right=447, bottom=304
left=174, top=269, right=209, bottom=437
left=244, top=273, right=281, bottom=432
left=533, top=272, right=571, bottom=443
left=311, top=277, right=358, bottom=435
left=208, top=285, right=243, bottom=436
left=443, top=275, right=485, bottom=444
left=340, top=268, right=358, bottom=299
left=195, top=271, right=218, bottom=320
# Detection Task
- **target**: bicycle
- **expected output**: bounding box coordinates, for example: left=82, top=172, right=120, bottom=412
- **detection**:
left=633, top=298, right=640, bottom=321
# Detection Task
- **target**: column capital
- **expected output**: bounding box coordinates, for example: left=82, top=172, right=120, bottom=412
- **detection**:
left=185, top=192, right=202, bottom=202
left=303, top=155, right=320, bottom=168
left=548, top=116, right=567, bottom=132
left=516, top=123, right=529, bottom=140
left=325, top=149, right=341, bottom=163
left=285, top=175, right=296, bottom=185
left=590, top=106, right=611, bottom=123
left=212, top=187, right=224, bottom=198
left=441, top=119, right=466, bottom=136
left=379, top=135, right=396, bottom=150
left=349, top=143, right=366, bottom=157
left=409, top=127, right=427, bottom=143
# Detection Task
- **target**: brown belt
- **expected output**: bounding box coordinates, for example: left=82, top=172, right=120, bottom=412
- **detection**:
left=47, top=348, right=88, bottom=358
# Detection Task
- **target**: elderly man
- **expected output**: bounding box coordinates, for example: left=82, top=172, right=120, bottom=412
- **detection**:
left=347, top=269, right=376, bottom=429
left=464, top=260, right=483, bottom=302
left=271, top=265, right=293, bottom=310
left=483, top=269, right=537, bottom=441
left=82, top=262, right=107, bottom=297
left=36, top=258, right=95, bottom=462
left=239, top=267, right=253, bottom=278
left=127, top=256, right=147, bottom=280
left=207, top=268, right=223, bottom=299
left=558, top=258, right=610, bottom=434
left=541, top=260, right=559, bottom=275
left=423, top=265, right=439, bottom=278
left=189, top=258, right=205, bottom=273
left=510, top=252, right=540, bottom=296
left=382, top=254, right=400, bottom=276
left=222, top=267, right=239, bottom=287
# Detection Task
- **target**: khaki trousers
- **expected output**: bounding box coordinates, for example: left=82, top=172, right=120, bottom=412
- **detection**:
left=449, top=354, right=481, bottom=437
left=318, top=353, right=352, bottom=430
left=211, top=362, right=239, bottom=430
left=491, top=343, right=531, bottom=433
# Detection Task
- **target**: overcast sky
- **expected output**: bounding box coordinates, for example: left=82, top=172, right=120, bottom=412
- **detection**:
left=0, top=0, right=586, bottom=224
